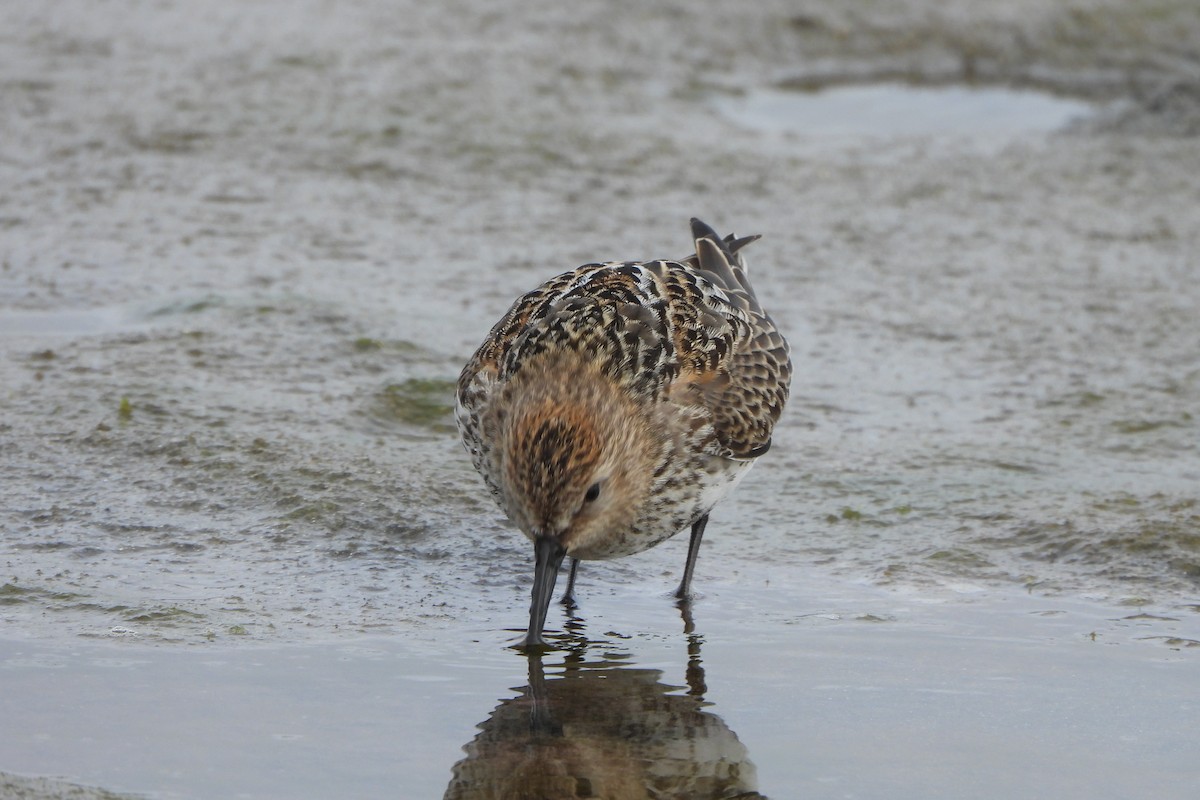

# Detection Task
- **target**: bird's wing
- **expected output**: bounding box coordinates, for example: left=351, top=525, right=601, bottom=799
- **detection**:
left=663, top=221, right=791, bottom=460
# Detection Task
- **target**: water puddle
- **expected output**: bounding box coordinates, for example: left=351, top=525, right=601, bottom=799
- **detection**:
left=0, top=307, right=141, bottom=337
left=0, top=296, right=228, bottom=338
left=1, top=586, right=1197, bottom=800
left=714, top=82, right=1095, bottom=140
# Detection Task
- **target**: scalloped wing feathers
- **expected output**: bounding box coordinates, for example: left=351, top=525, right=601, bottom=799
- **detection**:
left=457, top=220, right=791, bottom=462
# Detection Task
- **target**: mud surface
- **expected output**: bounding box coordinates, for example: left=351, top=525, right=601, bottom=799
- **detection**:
left=1, top=1, right=1199, bottom=798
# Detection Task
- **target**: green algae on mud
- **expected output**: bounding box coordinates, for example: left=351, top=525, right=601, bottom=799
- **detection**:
left=351, top=336, right=423, bottom=355
left=120, top=606, right=204, bottom=625
left=370, top=377, right=458, bottom=430
left=0, top=584, right=88, bottom=607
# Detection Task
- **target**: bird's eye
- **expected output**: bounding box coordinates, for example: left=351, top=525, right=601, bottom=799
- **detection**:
left=584, top=482, right=602, bottom=503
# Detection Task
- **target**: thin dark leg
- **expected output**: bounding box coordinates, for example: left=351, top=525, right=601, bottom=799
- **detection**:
left=674, top=513, right=709, bottom=600
left=560, top=558, right=580, bottom=606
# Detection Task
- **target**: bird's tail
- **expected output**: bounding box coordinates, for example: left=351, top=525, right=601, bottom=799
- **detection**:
left=683, top=217, right=761, bottom=300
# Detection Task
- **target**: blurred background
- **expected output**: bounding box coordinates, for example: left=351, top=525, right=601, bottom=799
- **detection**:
left=1, top=1, right=1198, bottom=798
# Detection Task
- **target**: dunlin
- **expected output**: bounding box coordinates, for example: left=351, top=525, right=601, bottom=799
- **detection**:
left=456, top=219, right=791, bottom=648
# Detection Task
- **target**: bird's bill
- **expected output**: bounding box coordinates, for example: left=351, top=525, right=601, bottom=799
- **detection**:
left=521, top=534, right=566, bottom=650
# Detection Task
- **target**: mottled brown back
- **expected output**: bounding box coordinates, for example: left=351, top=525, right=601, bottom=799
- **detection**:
left=457, top=219, right=791, bottom=468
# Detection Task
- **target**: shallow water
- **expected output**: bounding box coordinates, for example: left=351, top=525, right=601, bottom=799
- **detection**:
left=2, top=0, right=1199, bottom=798
left=0, top=307, right=146, bottom=337
left=3, top=580, right=1198, bottom=799
left=712, top=83, right=1096, bottom=140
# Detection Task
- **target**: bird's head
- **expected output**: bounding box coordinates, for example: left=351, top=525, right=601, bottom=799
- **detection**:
left=492, top=357, right=661, bottom=560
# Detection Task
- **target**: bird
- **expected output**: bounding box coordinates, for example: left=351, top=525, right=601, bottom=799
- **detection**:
left=456, top=218, right=791, bottom=649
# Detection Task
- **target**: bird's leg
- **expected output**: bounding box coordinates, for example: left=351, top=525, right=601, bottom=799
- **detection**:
left=560, top=558, right=580, bottom=607
left=675, top=513, right=709, bottom=600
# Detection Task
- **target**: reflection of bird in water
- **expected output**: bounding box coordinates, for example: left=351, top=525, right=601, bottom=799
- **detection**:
left=456, top=219, right=791, bottom=648
left=444, top=626, right=767, bottom=800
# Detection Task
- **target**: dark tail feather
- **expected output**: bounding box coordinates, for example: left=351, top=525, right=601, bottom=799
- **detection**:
left=687, top=218, right=761, bottom=302
left=690, top=218, right=760, bottom=268
left=690, top=217, right=723, bottom=247
left=694, top=237, right=741, bottom=291
left=723, top=233, right=761, bottom=261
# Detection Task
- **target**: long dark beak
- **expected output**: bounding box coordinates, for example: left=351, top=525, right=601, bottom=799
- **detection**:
left=521, top=535, right=566, bottom=650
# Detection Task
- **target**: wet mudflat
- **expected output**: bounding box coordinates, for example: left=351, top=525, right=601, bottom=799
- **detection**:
left=2, top=0, right=1199, bottom=798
